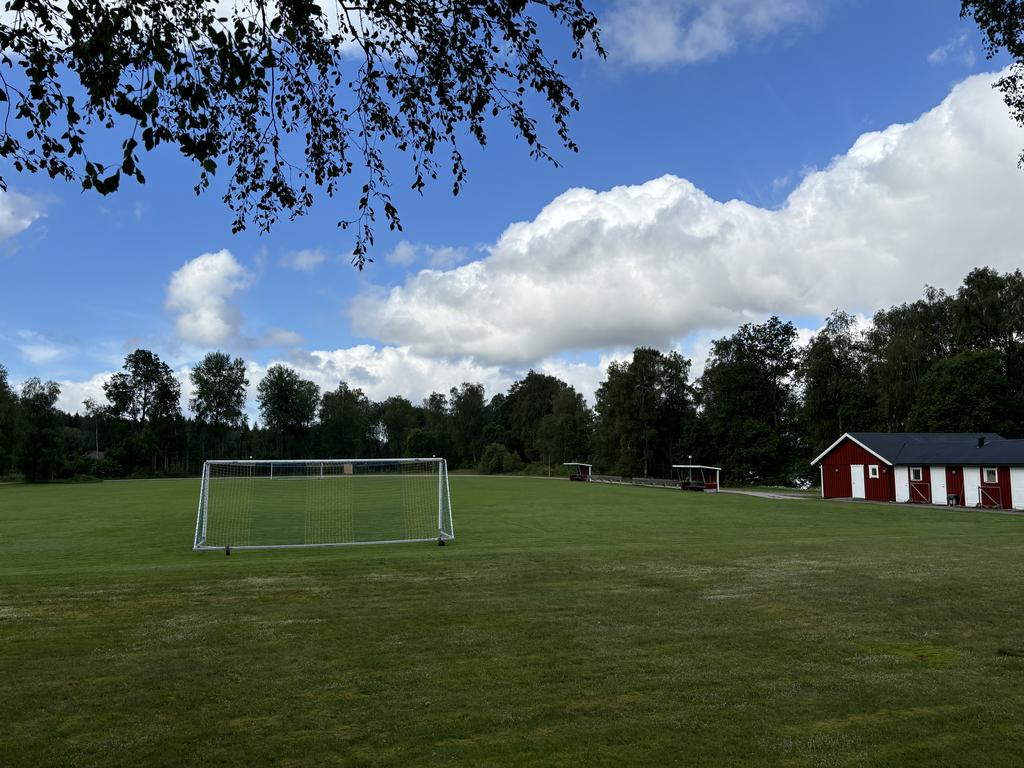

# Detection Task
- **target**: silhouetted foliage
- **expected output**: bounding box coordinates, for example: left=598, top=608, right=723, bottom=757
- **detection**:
left=0, top=0, right=602, bottom=265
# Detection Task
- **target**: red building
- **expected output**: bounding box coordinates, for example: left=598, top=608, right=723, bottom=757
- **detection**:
left=812, top=433, right=1024, bottom=510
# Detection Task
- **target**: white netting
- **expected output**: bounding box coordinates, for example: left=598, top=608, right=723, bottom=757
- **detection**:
left=193, top=459, right=454, bottom=550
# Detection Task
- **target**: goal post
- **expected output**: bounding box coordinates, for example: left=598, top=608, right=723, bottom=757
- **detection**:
left=193, top=457, right=455, bottom=551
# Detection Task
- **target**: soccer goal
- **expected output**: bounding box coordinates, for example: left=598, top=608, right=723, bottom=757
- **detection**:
left=192, top=458, right=455, bottom=552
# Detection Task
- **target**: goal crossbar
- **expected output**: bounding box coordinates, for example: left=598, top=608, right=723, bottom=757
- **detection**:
left=193, top=457, right=455, bottom=552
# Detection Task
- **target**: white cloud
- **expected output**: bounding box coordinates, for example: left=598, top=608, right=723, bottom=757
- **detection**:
left=928, top=32, right=976, bottom=68
left=280, top=248, right=327, bottom=272
left=0, top=188, right=41, bottom=242
left=238, top=346, right=613, bottom=416
left=16, top=330, right=62, bottom=365
left=386, top=240, right=419, bottom=266
left=166, top=250, right=252, bottom=346
left=384, top=240, right=467, bottom=268
left=354, top=71, right=1024, bottom=367
left=605, top=0, right=819, bottom=67
left=54, top=372, right=113, bottom=415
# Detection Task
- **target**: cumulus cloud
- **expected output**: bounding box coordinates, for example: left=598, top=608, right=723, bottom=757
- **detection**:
left=237, top=345, right=615, bottom=414
left=354, top=71, right=1024, bottom=366
left=280, top=248, right=327, bottom=272
left=166, top=250, right=252, bottom=346
left=54, top=372, right=113, bottom=415
left=605, top=0, right=819, bottom=67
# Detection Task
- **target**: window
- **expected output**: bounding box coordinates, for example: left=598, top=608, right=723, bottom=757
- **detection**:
left=910, top=467, right=923, bottom=482
left=868, top=465, right=880, bottom=479
left=984, top=467, right=998, bottom=484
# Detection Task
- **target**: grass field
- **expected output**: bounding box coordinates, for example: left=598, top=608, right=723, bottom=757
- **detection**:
left=2, top=478, right=1024, bottom=767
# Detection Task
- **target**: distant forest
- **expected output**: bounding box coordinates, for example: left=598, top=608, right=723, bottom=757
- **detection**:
left=2, top=267, right=1022, bottom=486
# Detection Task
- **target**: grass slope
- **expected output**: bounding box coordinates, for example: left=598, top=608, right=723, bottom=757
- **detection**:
left=1, top=478, right=1023, bottom=767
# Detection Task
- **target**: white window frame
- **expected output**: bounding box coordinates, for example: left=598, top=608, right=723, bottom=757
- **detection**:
left=910, top=467, right=923, bottom=482
left=983, top=467, right=998, bottom=484
left=868, top=465, right=880, bottom=479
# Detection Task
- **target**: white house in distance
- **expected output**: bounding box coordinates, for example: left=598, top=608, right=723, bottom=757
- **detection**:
left=811, top=432, right=1024, bottom=509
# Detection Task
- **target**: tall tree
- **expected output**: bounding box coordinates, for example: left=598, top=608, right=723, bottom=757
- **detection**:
left=17, top=378, right=62, bottom=482
left=104, top=349, right=182, bottom=424
left=449, top=383, right=487, bottom=467
left=907, top=350, right=1016, bottom=434
left=799, top=311, right=872, bottom=453
left=698, top=318, right=800, bottom=484
left=190, top=352, right=249, bottom=458
left=405, top=392, right=453, bottom=459
left=503, top=372, right=566, bottom=462
left=104, top=349, right=183, bottom=472
left=377, top=396, right=421, bottom=458
left=0, top=1, right=602, bottom=264
left=863, top=288, right=954, bottom=431
left=319, top=382, right=374, bottom=458
left=256, top=365, right=320, bottom=456
left=535, top=386, right=593, bottom=470
left=594, top=347, right=695, bottom=478
left=0, top=364, right=18, bottom=475
left=190, top=352, right=249, bottom=428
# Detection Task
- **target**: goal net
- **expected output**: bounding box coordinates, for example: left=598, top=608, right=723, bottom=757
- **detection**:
left=192, top=458, right=455, bottom=551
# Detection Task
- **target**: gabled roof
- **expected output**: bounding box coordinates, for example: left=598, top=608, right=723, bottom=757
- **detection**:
left=811, top=432, right=1024, bottom=467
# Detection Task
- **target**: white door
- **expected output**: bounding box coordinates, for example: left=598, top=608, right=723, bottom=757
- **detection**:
left=930, top=466, right=947, bottom=505
left=964, top=467, right=980, bottom=507
left=851, top=465, right=865, bottom=499
left=1011, top=468, right=1024, bottom=510
left=895, top=466, right=910, bottom=502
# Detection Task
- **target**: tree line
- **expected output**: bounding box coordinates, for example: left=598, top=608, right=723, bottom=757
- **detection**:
left=2, top=267, right=1022, bottom=486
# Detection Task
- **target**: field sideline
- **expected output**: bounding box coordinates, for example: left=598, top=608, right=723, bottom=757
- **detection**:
left=2, top=477, right=1023, bottom=766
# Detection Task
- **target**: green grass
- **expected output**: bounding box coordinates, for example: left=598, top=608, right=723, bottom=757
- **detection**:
left=2, top=478, right=1024, bottom=767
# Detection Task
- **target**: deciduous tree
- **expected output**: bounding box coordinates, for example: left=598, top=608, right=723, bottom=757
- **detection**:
left=319, top=381, right=374, bottom=458
left=449, top=382, right=487, bottom=467
left=907, top=350, right=1016, bottom=433
left=594, top=347, right=694, bottom=478
left=377, top=395, right=421, bottom=458
left=190, top=352, right=249, bottom=429
left=190, top=351, right=249, bottom=458
left=17, top=377, right=62, bottom=482
left=104, top=349, right=182, bottom=423
left=256, top=364, right=320, bottom=456
left=0, top=364, right=19, bottom=475
left=799, top=311, right=872, bottom=453
left=0, top=0, right=602, bottom=265
left=699, top=318, right=799, bottom=484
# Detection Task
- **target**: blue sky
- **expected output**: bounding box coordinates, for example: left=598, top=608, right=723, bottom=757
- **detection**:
left=1, top=0, right=1021, bottom=415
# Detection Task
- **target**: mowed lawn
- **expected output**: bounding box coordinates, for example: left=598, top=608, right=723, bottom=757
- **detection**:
left=2, top=479, right=1024, bottom=767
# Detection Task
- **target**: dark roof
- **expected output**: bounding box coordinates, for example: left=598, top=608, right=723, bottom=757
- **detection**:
left=838, top=432, right=1024, bottom=466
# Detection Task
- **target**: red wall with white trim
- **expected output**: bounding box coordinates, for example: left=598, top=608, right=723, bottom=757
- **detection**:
left=819, top=438, right=894, bottom=501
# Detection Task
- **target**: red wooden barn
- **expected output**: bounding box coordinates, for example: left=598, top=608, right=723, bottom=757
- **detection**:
left=812, top=433, right=1024, bottom=510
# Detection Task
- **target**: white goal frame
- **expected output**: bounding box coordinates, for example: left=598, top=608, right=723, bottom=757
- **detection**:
left=192, top=457, right=455, bottom=552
